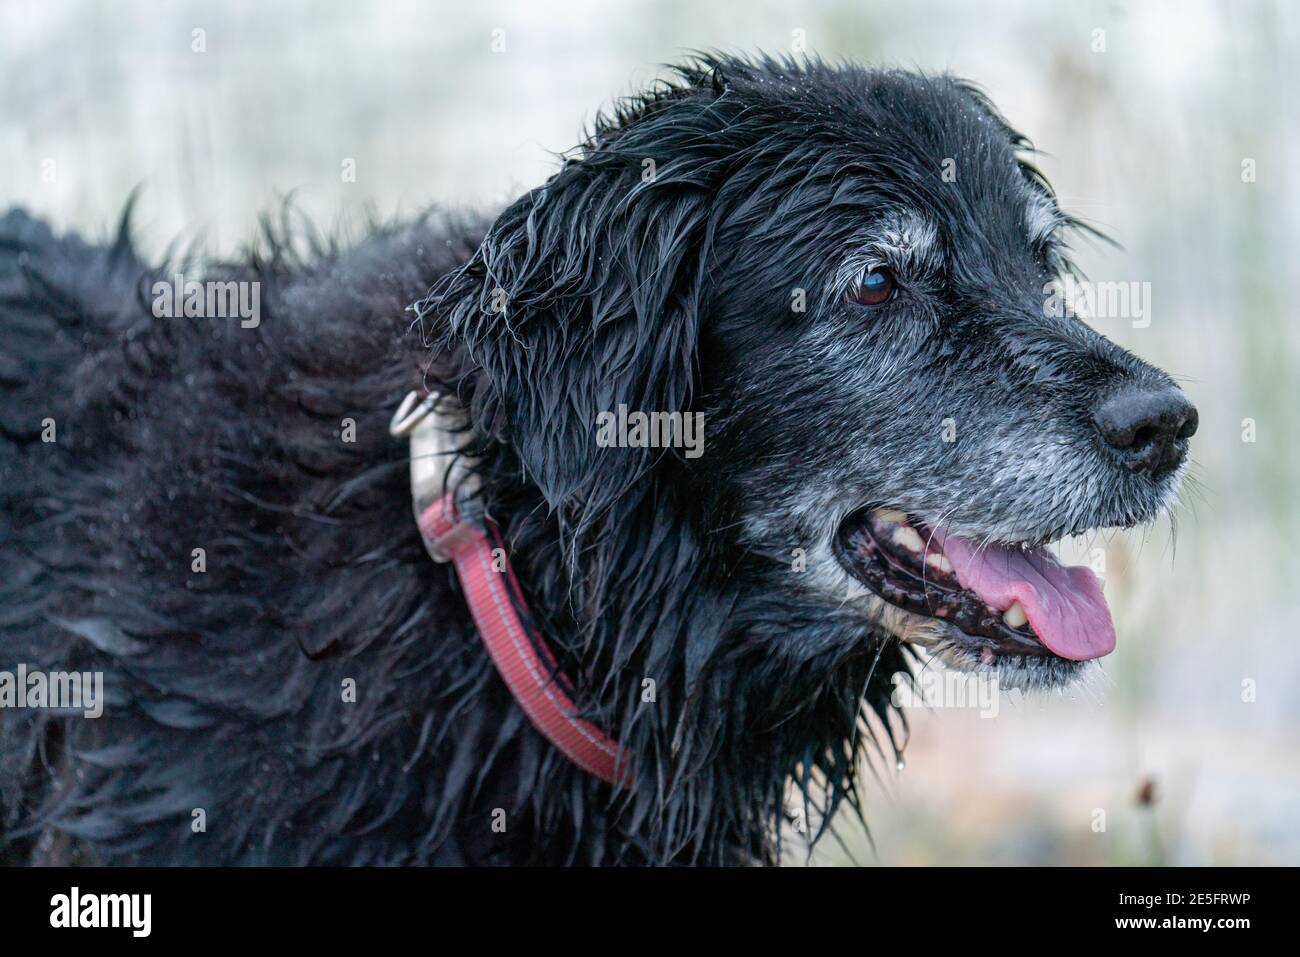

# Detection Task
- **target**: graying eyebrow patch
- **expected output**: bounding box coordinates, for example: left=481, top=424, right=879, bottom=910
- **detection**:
left=873, top=210, right=941, bottom=271
left=835, top=210, right=942, bottom=292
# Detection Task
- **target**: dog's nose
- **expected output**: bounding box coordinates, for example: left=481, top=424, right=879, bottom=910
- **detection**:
left=1093, top=385, right=1198, bottom=478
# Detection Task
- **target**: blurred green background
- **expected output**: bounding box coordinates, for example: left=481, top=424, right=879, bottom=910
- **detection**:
left=3, top=0, right=1297, bottom=865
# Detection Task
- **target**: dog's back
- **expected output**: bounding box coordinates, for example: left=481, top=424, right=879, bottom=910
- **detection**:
left=0, top=208, right=513, bottom=864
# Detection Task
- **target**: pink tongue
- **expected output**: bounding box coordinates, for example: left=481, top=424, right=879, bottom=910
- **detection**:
left=930, top=529, right=1116, bottom=661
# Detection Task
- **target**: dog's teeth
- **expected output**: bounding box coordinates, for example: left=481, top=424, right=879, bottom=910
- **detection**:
left=980, top=647, right=996, bottom=665
left=1002, top=600, right=1028, bottom=629
left=925, top=552, right=954, bottom=573
left=874, top=507, right=909, bottom=524
left=892, top=526, right=925, bottom=553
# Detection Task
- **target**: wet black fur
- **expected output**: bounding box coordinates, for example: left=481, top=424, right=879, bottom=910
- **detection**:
left=1, top=54, right=1177, bottom=865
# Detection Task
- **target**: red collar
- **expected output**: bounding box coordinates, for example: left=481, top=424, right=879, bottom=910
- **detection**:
left=391, top=392, right=632, bottom=789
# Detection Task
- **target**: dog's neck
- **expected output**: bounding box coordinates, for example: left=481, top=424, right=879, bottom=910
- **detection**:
left=416, top=396, right=908, bottom=863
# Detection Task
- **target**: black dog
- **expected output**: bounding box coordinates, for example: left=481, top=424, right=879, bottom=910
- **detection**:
left=0, top=54, right=1195, bottom=865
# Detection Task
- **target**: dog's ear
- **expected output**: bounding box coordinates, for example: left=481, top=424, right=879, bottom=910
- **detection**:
left=428, top=113, right=717, bottom=525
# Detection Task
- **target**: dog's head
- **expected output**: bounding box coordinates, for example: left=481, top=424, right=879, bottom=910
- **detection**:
left=429, top=55, right=1195, bottom=699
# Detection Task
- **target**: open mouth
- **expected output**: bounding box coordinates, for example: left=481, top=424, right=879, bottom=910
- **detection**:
left=834, top=507, right=1116, bottom=664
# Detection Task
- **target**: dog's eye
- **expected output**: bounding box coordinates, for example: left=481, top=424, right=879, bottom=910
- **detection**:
left=848, top=267, right=896, bottom=306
